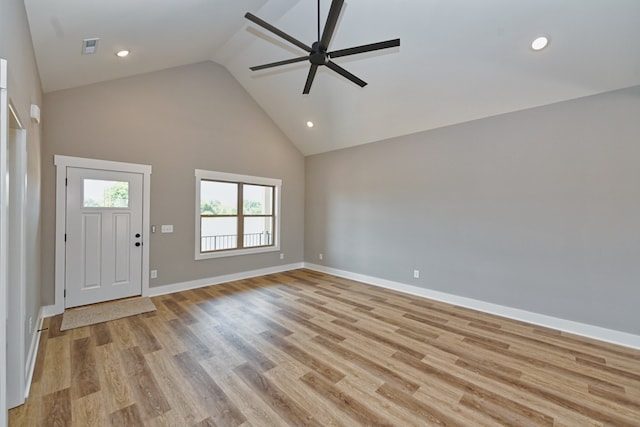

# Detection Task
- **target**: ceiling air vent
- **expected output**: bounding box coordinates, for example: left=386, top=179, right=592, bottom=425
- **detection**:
left=81, top=38, right=100, bottom=55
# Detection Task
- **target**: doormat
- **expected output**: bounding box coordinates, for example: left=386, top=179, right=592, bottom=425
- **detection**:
left=60, top=297, right=156, bottom=331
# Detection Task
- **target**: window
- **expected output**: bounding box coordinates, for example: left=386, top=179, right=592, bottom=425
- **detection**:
left=195, top=170, right=281, bottom=259
left=83, top=179, right=129, bottom=207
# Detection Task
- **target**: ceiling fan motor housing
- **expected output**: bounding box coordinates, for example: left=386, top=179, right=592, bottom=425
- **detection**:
left=310, top=42, right=329, bottom=65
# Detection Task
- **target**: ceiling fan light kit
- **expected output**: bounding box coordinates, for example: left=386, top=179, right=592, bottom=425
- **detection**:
left=245, top=0, right=400, bottom=94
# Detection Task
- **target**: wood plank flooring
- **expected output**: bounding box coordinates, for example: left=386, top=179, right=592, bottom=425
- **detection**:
left=9, top=269, right=640, bottom=426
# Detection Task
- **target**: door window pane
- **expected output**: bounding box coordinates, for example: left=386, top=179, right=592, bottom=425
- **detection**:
left=83, top=179, right=129, bottom=208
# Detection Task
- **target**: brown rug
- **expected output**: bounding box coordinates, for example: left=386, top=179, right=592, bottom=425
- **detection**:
left=60, top=297, right=156, bottom=331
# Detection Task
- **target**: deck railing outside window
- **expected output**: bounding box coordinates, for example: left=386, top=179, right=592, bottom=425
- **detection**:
left=201, top=232, right=272, bottom=252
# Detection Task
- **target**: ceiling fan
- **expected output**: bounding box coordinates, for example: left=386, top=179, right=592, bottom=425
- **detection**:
left=245, top=0, right=400, bottom=94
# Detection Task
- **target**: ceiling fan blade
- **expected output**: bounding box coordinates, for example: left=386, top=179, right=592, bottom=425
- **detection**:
left=245, top=12, right=312, bottom=52
left=326, top=61, right=367, bottom=87
left=329, top=38, right=400, bottom=59
left=319, top=0, right=344, bottom=49
left=303, top=64, right=319, bottom=94
left=250, top=56, right=309, bottom=71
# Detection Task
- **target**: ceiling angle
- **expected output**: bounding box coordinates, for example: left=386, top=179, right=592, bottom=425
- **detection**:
left=245, top=0, right=400, bottom=94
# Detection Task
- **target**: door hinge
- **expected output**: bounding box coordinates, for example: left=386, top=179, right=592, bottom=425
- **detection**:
left=64, top=233, right=67, bottom=242
left=64, top=289, right=66, bottom=298
left=65, top=178, right=68, bottom=186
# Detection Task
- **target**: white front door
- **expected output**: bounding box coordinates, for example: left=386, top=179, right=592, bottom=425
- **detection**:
left=65, top=167, right=144, bottom=308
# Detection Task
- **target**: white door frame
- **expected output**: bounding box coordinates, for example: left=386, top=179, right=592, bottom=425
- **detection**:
left=53, top=155, right=152, bottom=315
left=1, top=56, right=10, bottom=427
left=7, top=104, right=26, bottom=409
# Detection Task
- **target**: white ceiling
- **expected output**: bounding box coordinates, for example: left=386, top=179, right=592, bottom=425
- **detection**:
left=25, top=0, right=640, bottom=155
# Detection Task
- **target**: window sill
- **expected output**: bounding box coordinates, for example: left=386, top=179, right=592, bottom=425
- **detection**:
left=195, top=244, right=280, bottom=260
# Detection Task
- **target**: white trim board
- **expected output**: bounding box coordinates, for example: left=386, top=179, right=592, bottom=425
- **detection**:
left=53, top=155, right=152, bottom=315
left=7, top=124, right=27, bottom=409
left=145, top=262, right=304, bottom=297
left=24, top=308, right=45, bottom=399
left=41, top=256, right=639, bottom=350
left=304, top=263, right=640, bottom=350
left=43, top=263, right=304, bottom=317
left=40, top=304, right=60, bottom=319
left=1, top=56, right=9, bottom=427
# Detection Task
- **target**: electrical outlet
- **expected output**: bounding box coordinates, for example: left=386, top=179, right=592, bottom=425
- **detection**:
left=161, top=224, right=173, bottom=233
left=28, top=316, right=33, bottom=332
left=413, top=269, right=420, bottom=279
left=280, top=253, right=285, bottom=260
left=151, top=269, right=158, bottom=279
left=319, top=253, right=323, bottom=260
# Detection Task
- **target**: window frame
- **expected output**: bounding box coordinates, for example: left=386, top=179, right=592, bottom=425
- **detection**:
left=195, top=169, right=281, bottom=260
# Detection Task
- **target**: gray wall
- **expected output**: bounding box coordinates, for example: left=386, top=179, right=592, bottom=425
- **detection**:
left=305, top=85, right=640, bottom=334
left=0, top=0, right=44, bottom=364
left=42, top=61, right=305, bottom=303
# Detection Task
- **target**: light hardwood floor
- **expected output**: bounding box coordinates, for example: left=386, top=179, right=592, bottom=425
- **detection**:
left=9, top=269, right=640, bottom=426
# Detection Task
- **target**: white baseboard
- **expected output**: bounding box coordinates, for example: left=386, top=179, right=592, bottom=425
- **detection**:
left=24, top=307, right=45, bottom=399
left=38, top=262, right=639, bottom=349
left=304, top=263, right=640, bottom=350
left=41, top=304, right=61, bottom=318
left=145, top=262, right=305, bottom=297
left=40, top=263, right=305, bottom=315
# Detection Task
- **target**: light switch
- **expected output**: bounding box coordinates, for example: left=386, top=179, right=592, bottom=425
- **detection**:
left=161, top=224, right=173, bottom=233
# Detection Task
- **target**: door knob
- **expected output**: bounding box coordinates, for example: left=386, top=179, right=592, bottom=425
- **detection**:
left=135, top=242, right=141, bottom=247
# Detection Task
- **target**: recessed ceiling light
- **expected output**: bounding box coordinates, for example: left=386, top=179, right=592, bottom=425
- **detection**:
left=531, top=36, right=549, bottom=51
left=116, top=50, right=130, bottom=58
left=306, top=121, right=314, bottom=128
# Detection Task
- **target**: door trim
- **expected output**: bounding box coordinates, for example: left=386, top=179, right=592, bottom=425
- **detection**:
left=53, top=155, right=152, bottom=315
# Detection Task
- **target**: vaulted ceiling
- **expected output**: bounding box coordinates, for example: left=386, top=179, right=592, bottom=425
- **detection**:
left=24, top=0, right=640, bottom=155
